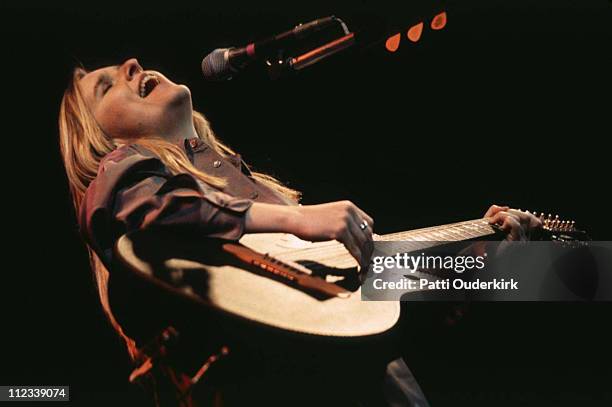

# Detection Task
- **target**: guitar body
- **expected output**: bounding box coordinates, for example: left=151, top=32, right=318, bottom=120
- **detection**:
left=115, top=231, right=400, bottom=339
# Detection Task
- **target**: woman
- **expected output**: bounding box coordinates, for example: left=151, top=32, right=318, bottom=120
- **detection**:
left=59, top=58, right=541, bottom=406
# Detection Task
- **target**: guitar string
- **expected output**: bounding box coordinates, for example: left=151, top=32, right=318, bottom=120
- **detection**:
left=273, top=220, right=493, bottom=265
left=301, top=228, right=495, bottom=270
left=273, top=219, right=495, bottom=271
left=270, top=218, right=490, bottom=258
left=273, top=219, right=492, bottom=259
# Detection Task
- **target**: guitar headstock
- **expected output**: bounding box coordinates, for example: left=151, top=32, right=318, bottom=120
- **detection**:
left=526, top=210, right=591, bottom=242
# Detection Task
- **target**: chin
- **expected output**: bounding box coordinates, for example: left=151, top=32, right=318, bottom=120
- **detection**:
left=163, top=84, right=193, bottom=113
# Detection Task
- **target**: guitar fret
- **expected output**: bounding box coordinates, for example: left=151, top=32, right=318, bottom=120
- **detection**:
left=429, top=231, right=444, bottom=240
left=443, top=228, right=463, bottom=239
left=437, top=230, right=451, bottom=241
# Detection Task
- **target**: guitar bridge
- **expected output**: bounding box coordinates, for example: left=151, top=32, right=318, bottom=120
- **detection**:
left=222, top=243, right=351, bottom=299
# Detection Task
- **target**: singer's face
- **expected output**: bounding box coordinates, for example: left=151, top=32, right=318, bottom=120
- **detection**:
left=79, top=58, right=192, bottom=140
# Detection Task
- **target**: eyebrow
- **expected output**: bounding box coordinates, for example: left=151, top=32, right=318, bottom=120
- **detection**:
left=93, top=65, right=120, bottom=99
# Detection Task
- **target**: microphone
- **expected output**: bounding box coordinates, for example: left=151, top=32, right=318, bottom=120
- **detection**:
left=201, top=16, right=337, bottom=81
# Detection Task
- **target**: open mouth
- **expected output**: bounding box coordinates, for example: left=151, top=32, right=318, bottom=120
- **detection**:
left=139, top=74, right=160, bottom=98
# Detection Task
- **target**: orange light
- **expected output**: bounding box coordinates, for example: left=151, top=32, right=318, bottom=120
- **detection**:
left=385, top=33, right=401, bottom=52
left=431, top=11, right=447, bottom=30
left=407, top=22, right=424, bottom=42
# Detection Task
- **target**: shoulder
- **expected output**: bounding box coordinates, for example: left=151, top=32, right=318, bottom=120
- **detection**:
left=91, top=143, right=171, bottom=191
left=83, top=144, right=166, bottom=213
left=79, top=144, right=165, bottom=241
left=97, top=144, right=159, bottom=175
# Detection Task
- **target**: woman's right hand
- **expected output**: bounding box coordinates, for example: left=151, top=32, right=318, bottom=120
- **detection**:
left=288, top=201, right=374, bottom=269
left=245, top=201, right=374, bottom=269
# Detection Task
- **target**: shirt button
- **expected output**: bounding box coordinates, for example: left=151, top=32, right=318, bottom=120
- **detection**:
left=189, top=138, right=198, bottom=148
left=213, top=160, right=222, bottom=168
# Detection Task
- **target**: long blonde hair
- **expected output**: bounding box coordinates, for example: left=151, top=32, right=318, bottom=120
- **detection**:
left=58, top=66, right=300, bottom=361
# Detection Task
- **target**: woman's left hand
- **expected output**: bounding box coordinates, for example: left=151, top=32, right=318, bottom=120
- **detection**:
left=484, top=204, right=543, bottom=241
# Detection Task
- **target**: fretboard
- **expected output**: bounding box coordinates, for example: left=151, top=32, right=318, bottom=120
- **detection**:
left=376, top=218, right=497, bottom=243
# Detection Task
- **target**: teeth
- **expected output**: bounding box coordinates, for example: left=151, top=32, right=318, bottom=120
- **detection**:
left=139, top=74, right=159, bottom=98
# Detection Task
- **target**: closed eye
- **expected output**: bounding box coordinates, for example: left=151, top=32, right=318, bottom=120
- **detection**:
left=102, top=82, right=113, bottom=95
left=94, top=73, right=114, bottom=99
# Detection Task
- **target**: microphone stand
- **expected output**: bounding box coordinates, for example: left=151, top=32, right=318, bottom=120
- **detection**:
left=265, top=16, right=355, bottom=79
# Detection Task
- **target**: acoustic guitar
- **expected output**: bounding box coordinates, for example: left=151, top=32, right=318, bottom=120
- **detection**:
left=115, top=212, right=587, bottom=339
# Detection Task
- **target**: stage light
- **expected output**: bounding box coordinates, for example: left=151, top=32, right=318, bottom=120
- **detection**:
left=385, top=33, right=401, bottom=52
left=407, top=22, right=424, bottom=42
left=386, top=11, right=448, bottom=52
left=431, top=11, right=447, bottom=30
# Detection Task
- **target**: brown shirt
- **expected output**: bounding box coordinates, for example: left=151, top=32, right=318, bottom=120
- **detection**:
left=80, top=137, right=289, bottom=267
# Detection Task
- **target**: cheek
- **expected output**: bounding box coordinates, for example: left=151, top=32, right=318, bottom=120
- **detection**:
left=92, top=84, right=192, bottom=139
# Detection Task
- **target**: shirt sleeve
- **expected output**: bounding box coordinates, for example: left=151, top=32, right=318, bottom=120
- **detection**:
left=79, top=144, right=253, bottom=263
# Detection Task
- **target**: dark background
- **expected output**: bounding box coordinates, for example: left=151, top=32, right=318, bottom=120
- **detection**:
left=1, top=0, right=611, bottom=406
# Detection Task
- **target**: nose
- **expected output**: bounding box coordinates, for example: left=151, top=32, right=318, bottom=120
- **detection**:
left=120, top=58, right=143, bottom=81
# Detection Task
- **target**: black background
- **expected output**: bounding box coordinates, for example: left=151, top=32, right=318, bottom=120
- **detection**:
left=1, top=0, right=611, bottom=406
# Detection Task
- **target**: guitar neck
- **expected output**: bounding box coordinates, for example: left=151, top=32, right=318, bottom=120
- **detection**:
left=368, top=218, right=499, bottom=255
left=376, top=218, right=498, bottom=242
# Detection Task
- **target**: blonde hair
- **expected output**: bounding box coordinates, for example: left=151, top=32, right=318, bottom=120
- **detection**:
left=58, top=67, right=300, bottom=362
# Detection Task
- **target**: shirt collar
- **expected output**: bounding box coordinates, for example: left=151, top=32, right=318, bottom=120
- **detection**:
left=182, top=136, right=246, bottom=172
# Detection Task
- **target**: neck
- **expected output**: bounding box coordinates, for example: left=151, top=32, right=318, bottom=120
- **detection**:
left=159, top=121, right=198, bottom=145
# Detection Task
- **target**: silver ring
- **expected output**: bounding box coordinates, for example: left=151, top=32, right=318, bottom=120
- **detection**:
left=359, top=220, right=369, bottom=231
